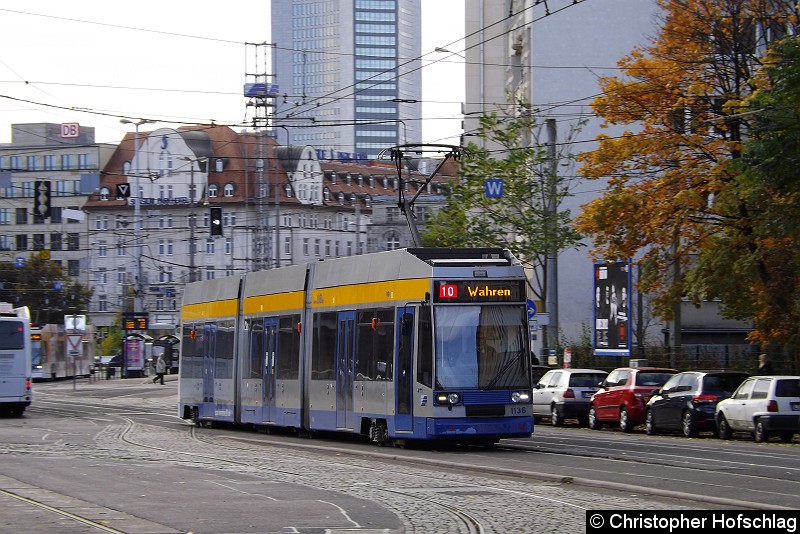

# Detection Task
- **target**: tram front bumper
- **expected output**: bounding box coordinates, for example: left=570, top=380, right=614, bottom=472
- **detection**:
left=426, top=416, right=533, bottom=439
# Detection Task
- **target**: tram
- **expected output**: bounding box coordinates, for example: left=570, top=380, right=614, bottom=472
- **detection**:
left=31, top=323, right=94, bottom=381
left=0, top=302, right=32, bottom=416
left=179, top=248, right=534, bottom=446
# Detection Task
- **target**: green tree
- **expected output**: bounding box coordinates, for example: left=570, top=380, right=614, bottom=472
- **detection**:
left=0, top=255, right=93, bottom=324
left=422, top=95, right=585, bottom=305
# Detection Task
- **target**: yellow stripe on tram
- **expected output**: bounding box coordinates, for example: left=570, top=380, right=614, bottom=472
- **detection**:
left=181, top=299, right=239, bottom=321
left=310, top=278, right=430, bottom=308
left=243, top=291, right=305, bottom=315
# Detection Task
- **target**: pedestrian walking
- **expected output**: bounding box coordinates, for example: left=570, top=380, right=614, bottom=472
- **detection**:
left=756, top=353, right=774, bottom=376
left=153, top=355, right=166, bottom=385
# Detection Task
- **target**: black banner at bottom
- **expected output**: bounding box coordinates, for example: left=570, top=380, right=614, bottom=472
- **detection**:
left=587, top=511, right=797, bottom=534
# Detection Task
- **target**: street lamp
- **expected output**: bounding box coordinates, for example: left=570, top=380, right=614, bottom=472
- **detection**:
left=180, top=156, right=207, bottom=283
left=119, top=118, right=154, bottom=314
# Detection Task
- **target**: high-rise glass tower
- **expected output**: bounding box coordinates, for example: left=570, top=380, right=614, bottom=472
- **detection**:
left=271, top=0, right=421, bottom=159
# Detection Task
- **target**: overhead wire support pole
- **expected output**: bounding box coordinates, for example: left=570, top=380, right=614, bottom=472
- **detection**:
left=385, top=144, right=468, bottom=248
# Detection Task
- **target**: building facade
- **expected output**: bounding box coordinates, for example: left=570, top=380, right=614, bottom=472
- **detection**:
left=83, top=125, right=450, bottom=334
left=271, top=0, right=422, bottom=158
left=0, top=123, right=115, bottom=290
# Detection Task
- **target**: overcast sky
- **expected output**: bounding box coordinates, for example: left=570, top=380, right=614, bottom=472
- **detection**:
left=0, top=1, right=465, bottom=146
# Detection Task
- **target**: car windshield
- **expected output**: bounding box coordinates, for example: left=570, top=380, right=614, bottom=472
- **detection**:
left=635, top=372, right=674, bottom=387
left=568, top=373, right=606, bottom=387
left=775, top=378, right=800, bottom=397
left=434, top=304, right=529, bottom=389
left=703, top=374, right=749, bottom=396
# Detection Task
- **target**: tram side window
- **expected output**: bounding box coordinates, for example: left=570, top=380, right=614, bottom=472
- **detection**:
left=181, top=324, right=202, bottom=378
left=312, top=312, right=336, bottom=380
left=214, top=320, right=235, bottom=379
left=277, top=315, right=300, bottom=379
left=247, top=319, right=263, bottom=379
left=416, top=307, right=432, bottom=388
left=355, top=308, right=394, bottom=381
left=0, top=321, right=24, bottom=349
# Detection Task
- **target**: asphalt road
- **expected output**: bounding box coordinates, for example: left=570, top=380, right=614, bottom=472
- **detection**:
left=0, top=377, right=797, bottom=533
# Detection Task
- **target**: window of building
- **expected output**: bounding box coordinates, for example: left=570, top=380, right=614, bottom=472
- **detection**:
left=44, top=155, right=56, bottom=171
left=117, top=242, right=126, bottom=256
left=206, top=239, right=215, bottom=254
left=98, top=295, right=108, bottom=312
left=225, top=237, right=232, bottom=255
left=78, top=154, right=90, bottom=169
left=0, top=208, right=9, bottom=225
left=117, top=268, right=127, bottom=284
left=223, top=183, right=234, bottom=197
left=284, top=236, right=291, bottom=255
left=15, top=234, right=27, bottom=251
left=208, top=184, right=218, bottom=198
left=61, top=154, right=73, bottom=170
left=96, top=215, right=109, bottom=230
left=215, top=159, right=224, bottom=172
left=10, top=156, right=22, bottom=170
left=385, top=232, right=400, bottom=251
left=50, top=233, right=62, bottom=251
left=205, top=267, right=215, bottom=280
left=98, top=243, right=107, bottom=257
left=27, top=155, right=38, bottom=170
left=16, top=208, right=27, bottom=225
left=67, top=233, right=80, bottom=251
left=159, top=239, right=174, bottom=255
left=68, top=260, right=80, bottom=277
left=100, top=187, right=110, bottom=200
left=314, top=239, right=320, bottom=256
left=0, top=235, right=9, bottom=251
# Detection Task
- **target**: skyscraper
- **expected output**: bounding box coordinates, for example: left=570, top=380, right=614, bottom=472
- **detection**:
left=271, top=0, right=422, bottom=159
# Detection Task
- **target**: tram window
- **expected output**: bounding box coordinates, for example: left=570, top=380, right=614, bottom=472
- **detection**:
left=0, top=321, right=24, bottom=349
left=248, top=320, right=263, bottom=379
left=215, top=320, right=235, bottom=379
left=181, top=324, right=202, bottom=378
left=355, top=308, right=394, bottom=381
left=312, top=312, right=336, bottom=380
left=277, top=315, right=300, bottom=379
left=416, top=307, right=432, bottom=388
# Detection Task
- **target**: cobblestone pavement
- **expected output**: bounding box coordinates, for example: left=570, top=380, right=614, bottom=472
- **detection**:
left=0, top=379, right=708, bottom=533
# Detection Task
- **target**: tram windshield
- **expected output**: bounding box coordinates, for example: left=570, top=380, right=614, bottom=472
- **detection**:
left=434, top=305, right=529, bottom=390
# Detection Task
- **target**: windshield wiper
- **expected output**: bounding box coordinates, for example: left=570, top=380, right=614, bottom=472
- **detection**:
left=483, top=350, right=524, bottom=390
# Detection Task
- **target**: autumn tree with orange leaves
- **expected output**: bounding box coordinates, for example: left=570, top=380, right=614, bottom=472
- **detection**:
left=576, top=0, right=800, bottom=354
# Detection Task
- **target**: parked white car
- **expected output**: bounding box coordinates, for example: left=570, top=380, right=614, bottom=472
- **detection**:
left=715, top=375, right=800, bottom=442
left=532, top=368, right=608, bottom=426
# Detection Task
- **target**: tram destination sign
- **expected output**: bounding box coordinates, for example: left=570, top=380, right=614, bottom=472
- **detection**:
left=434, top=280, right=526, bottom=303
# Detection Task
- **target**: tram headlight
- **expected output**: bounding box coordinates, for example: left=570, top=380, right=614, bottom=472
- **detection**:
left=435, top=392, right=461, bottom=405
left=511, top=391, right=530, bottom=403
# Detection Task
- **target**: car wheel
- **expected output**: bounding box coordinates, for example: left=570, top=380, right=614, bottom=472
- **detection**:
left=717, top=415, right=732, bottom=440
left=645, top=409, right=659, bottom=435
left=682, top=411, right=697, bottom=438
left=550, top=405, right=564, bottom=427
left=588, top=406, right=601, bottom=430
left=754, top=419, right=768, bottom=443
left=619, top=407, right=633, bottom=433
left=778, top=433, right=794, bottom=443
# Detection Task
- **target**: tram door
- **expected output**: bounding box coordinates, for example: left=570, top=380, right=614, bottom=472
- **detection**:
left=335, top=311, right=356, bottom=429
left=262, top=318, right=278, bottom=423
left=395, top=308, right=414, bottom=432
left=202, top=323, right=217, bottom=404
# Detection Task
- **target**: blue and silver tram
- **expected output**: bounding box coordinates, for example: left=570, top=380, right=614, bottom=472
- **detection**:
left=179, top=248, right=534, bottom=445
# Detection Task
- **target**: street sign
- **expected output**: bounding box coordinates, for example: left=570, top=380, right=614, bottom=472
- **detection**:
left=485, top=178, right=504, bottom=198
left=65, top=315, right=87, bottom=332
left=15, top=257, right=25, bottom=268
left=526, top=299, right=537, bottom=319
left=116, top=183, right=131, bottom=198
left=67, top=334, right=83, bottom=354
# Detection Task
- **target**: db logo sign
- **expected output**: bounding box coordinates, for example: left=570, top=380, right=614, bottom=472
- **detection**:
left=61, top=123, right=80, bottom=138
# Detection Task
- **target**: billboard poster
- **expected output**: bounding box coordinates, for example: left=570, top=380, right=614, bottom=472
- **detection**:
left=593, top=261, right=631, bottom=356
left=125, top=338, right=144, bottom=370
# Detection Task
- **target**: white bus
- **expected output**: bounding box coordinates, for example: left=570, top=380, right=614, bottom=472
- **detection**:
left=0, top=303, right=32, bottom=416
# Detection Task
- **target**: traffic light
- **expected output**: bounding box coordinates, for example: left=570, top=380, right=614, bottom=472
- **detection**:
left=34, top=180, right=52, bottom=219
left=209, top=206, right=223, bottom=236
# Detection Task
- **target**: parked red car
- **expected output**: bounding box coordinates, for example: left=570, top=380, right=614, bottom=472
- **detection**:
left=588, top=367, right=678, bottom=432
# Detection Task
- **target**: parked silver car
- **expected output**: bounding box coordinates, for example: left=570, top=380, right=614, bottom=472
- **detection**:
left=532, top=368, right=608, bottom=426
left=715, top=375, right=800, bottom=442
